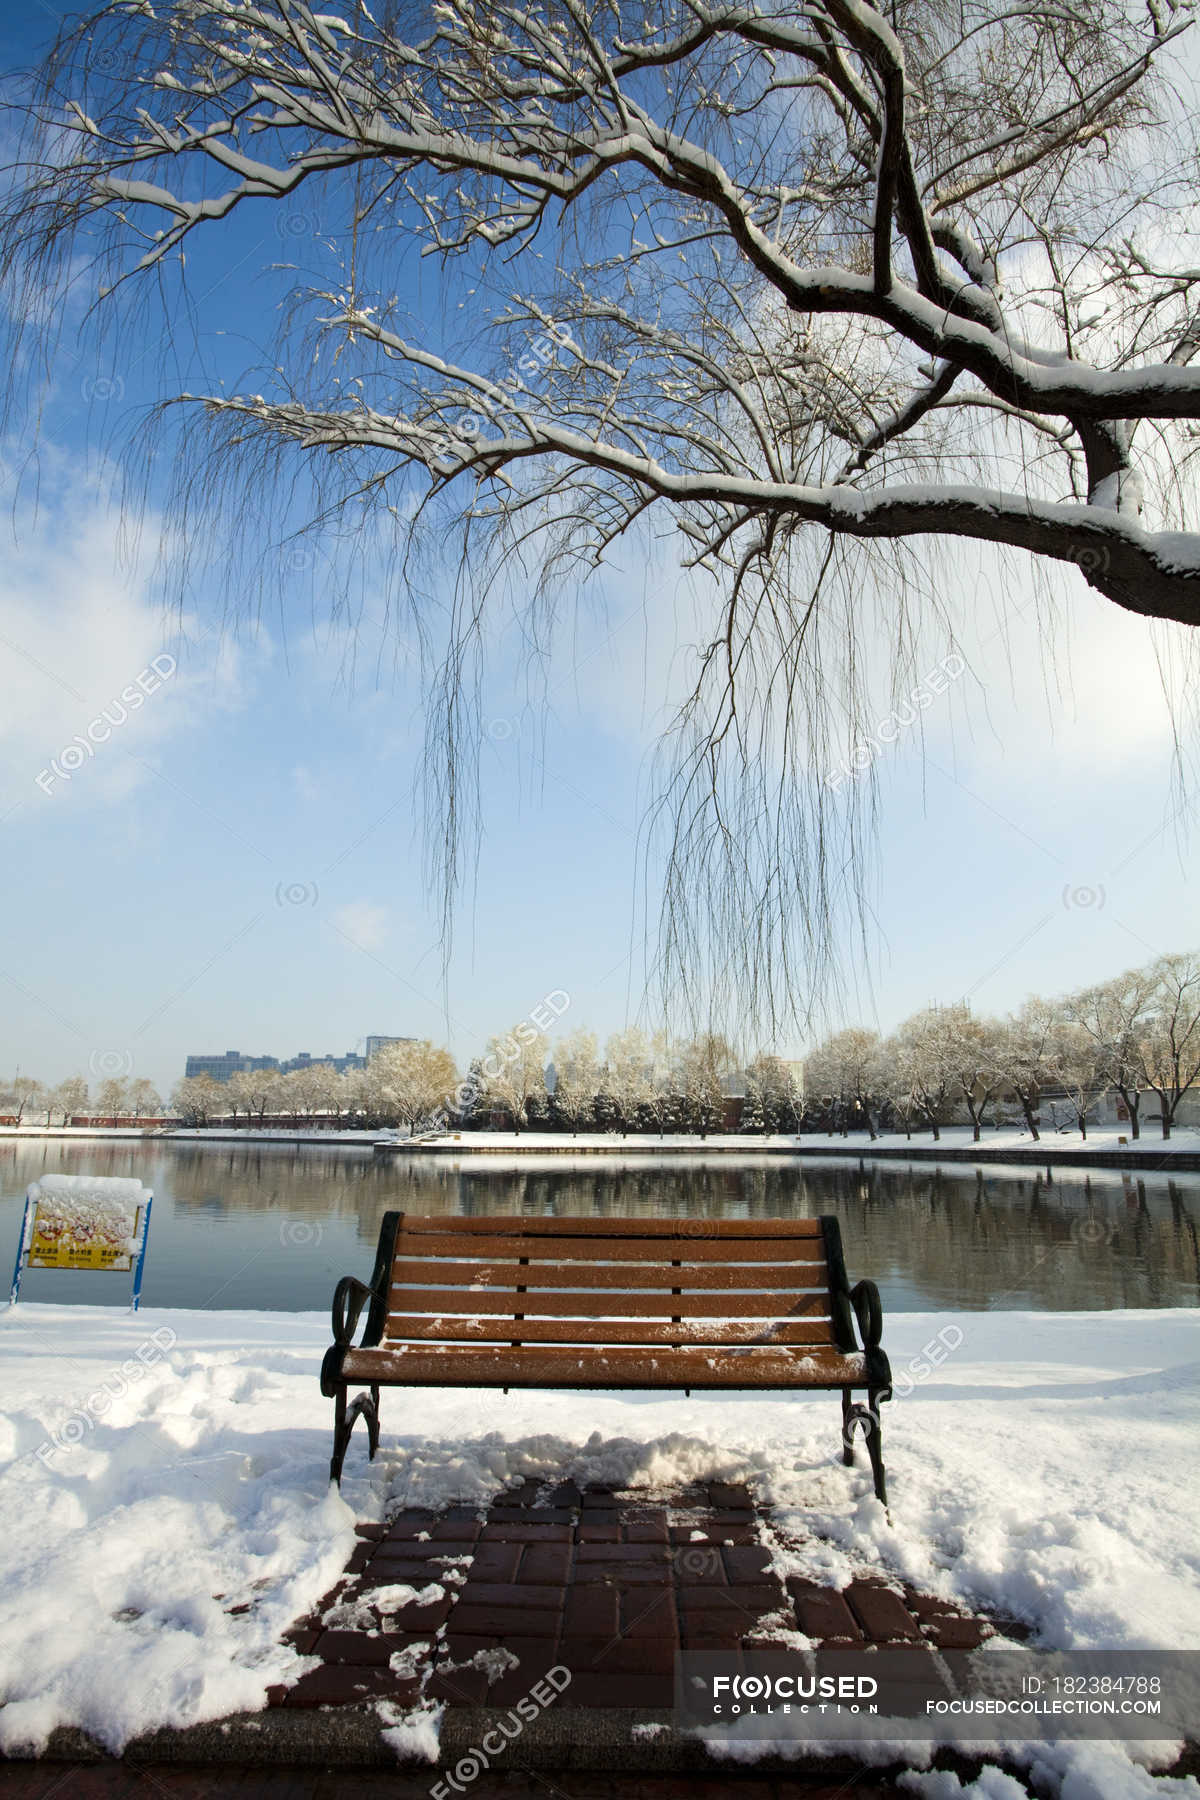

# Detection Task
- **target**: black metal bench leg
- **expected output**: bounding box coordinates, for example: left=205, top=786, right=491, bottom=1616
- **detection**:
left=330, top=1385, right=381, bottom=1485
left=865, top=1387, right=888, bottom=1508
left=330, top=1384, right=348, bottom=1485
left=841, top=1389, right=889, bottom=1508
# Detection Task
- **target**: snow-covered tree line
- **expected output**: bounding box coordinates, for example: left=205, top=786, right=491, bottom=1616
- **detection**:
left=805, top=950, right=1200, bottom=1143
left=7, top=947, right=1197, bottom=1138
left=165, top=1029, right=801, bottom=1137
left=0, top=1075, right=162, bottom=1124
left=166, top=947, right=1200, bottom=1139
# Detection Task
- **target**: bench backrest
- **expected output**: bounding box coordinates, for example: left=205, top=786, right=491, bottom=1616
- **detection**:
left=367, top=1213, right=855, bottom=1354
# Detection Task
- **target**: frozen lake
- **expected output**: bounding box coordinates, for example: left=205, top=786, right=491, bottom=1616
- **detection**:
left=3, top=1138, right=1198, bottom=1312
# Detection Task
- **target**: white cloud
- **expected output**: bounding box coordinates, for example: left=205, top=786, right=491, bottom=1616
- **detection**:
left=333, top=900, right=391, bottom=951
left=0, top=452, right=250, bottom=810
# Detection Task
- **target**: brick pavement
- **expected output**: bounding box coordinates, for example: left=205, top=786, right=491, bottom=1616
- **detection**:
left=0, top=1483, right=1024, bottom=1797
left=266, top=1479, right=1001, bottom=1716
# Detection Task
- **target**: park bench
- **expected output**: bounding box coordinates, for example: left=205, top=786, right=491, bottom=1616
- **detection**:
left=320, top=1213, right=893, bottom=1503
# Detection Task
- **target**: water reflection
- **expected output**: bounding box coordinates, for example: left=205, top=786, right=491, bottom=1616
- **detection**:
left=1, top=1139, right=1198, bottom=1312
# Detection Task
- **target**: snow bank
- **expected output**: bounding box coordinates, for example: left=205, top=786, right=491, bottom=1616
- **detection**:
left=0, top=1302, right=1196, bottom=1786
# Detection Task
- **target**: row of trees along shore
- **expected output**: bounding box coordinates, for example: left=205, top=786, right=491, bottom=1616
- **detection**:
left=0, top=1075, right=162, bottom=1124
left=160, top=950, right=1200, bottom=1143
left=6, top=952, right=1194, bottom=1141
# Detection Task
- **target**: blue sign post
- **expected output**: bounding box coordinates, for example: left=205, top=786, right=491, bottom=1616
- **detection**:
left=9, top=1177, right=154, bottom=1311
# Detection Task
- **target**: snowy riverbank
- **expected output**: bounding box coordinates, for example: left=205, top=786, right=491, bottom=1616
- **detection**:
left=378, top=1124, right=1200, bottom=1170
left=6, top=1123, right=1200, bottom=1171
left=0, top=1301, right=1197, bottom=1795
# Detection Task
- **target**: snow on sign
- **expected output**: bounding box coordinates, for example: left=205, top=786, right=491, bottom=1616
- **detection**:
left=8, top=1175, right=153, bottom=1311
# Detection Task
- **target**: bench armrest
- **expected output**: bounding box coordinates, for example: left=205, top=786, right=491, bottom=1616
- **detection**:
left=849, top=1279, right=883, bottom=1350
left=331, top=1275, right=382, bottom=1349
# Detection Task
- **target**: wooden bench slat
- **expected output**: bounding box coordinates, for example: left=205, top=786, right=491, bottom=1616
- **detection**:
left=399, top=1215, right=825, bottom=1238
left=342, top=1343, right=865, bottom=1388
left=389, top=1231, right=826, bottom=1264
left=381, top=1315, right=836, bottom=1346
left=384, top=1287, right=831, bottom=1319
left=387, top=1257, right=827, bottom=1293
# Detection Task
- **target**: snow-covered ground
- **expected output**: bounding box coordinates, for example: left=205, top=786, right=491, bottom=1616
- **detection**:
left=0, top=1302, right=1196, bottom=1797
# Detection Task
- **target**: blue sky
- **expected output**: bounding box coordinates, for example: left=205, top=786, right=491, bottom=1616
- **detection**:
left=0, top=7, right=1197, bottom=1096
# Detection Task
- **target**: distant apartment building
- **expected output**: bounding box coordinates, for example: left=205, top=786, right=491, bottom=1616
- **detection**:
left=279, top=1049, right=365, bottom=1077
left=365, top=1036, right=417, bottom=1061
left=184, top=1050, right=280, bottom=1083
left=185, top=1036, right=411, bottom=1083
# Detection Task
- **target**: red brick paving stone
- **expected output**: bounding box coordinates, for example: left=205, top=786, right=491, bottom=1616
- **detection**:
left=560, top=1636, right=677, bottom=1677
left=343, top=1566, right=443, bottom=1602
left=489, top=1486, right=536, bottom=1507
left=581, top=1486, right=618, bottom=1506
left=722, top=1545, right=774, bottom=1584
left=578, top=1562, right=673, bottom=1588
left=786, top=1577, right=862, bottom=1637
left=843, top=1582, right=922, bottom=1643
left=468, top=1541, right=523, bottom=1582
left=903, top=1584, right=956, bottom=1619
left=671, top=1547, right=725, bottom=1584
left=354, top=1522, right=390, bottom=1540
left=343, top=1540, right=375, bottom=1574
left=518, top=1544, right=572, bottom=1583
left=922, top=1615, right=987, bottom=1650
left=677, top=1585, right=781, bottom=1615
left=282, top=1663, right=421, bottom=1707
left=839, top=1643, right=952, bottom=1695
left=706, top=1510, right=756, bottom=1528
left=426, top=1662, right=491, bottom=1704
left=451, top=1604, right=563, bottom=1638
left=623, top=1519, right=669, bottom=1543
left=312, top=1628, right=432, bottom=1666
left=442, top=1633, right=505, bottom=1661
left=707, top=1483, right=753, bottom=1510
left=567, top=1672, right=676, bottom=1708
left=577, top=1542, right=669, bottom=1563
left=618, top=1590, right=677, bottom=1638
left=564, top=1587, right=620, bottom=1636
left=487, top=1646, right=569, bottom=1704
left=372, top=1536, right=475, bottom=1563
left=388, top=1592, right=455, bottom=1631
left=380, top=1510, right=437, bottom=1538
left=280, top=1624, right=321, bottom=1654
left=349, top=1559, right=451, bottom=1586
left=480, top=1522, right=572, bottom=1542
left=676, top=1606, right=751, bottom=1643
left=432, top=1512, right=482, bottom=1540
left=458, top=1581, right=565, bottom=1609
left=487, top=1506, right=577, bottom=1526
left=578, top=1522, right=621, bottom=1541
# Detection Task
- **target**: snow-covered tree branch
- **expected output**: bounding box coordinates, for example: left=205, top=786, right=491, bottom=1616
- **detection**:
left=6, top=0, right=1200, bottom=1021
